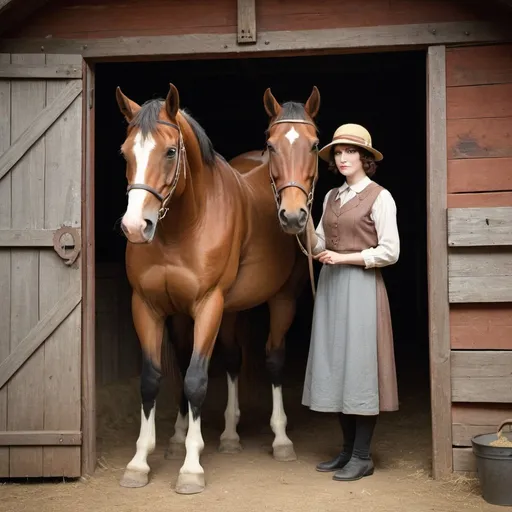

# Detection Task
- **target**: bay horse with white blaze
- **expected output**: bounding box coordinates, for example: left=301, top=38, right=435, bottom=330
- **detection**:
left=115, top=83, right=320, bottom=494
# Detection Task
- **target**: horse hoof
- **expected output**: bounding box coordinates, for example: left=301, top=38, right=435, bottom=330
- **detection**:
left=165, top=442, right=186, bottom=460
left=218, top=439, right=242, bottom=454
left=175, top=472, right=205, bottom=495
left=273, top=444, right=297, bottom=462
left=120, top=469, right=149, bottom=488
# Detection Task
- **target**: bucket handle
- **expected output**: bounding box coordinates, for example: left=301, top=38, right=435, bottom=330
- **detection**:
left=497, top=419, right=512, bottom=435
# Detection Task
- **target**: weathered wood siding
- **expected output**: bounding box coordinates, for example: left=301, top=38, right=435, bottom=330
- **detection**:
left=3, top=0, right=503, bottom=40
left=446, top=43, right=512, bottom=473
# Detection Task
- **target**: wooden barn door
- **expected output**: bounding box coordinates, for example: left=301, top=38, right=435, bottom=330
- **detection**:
left=0, top=53, right=83, bottom=478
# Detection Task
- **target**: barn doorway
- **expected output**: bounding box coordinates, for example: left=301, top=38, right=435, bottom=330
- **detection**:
left=92, top=50, right=430, bottom=475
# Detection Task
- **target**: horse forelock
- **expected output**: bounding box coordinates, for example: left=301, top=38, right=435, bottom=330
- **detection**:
left=266, top=101, right=318, bottom=137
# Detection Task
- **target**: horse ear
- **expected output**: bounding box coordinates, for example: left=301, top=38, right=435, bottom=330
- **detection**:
left=263, top=88, right=281, bottom=118
left=305, top=86, right=321, bottom=119
left=116, top=87, right=140, bottom=122
left=166, top=83, right=180, bottom=120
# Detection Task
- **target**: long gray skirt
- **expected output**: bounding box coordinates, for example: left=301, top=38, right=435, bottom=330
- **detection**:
left=302, top=263, right=379, bottom=415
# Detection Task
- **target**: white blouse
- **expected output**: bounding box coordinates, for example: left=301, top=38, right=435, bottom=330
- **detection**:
left=313, top=176, right=400, bottom=269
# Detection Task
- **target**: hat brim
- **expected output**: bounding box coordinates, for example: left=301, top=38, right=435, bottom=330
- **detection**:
left=318, top=139, right=383, bottom=162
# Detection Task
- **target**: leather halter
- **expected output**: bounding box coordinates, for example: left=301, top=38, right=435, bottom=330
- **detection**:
left=126, top=119, right=186, bottom=220
left=266, top=118, right=319, bottom=297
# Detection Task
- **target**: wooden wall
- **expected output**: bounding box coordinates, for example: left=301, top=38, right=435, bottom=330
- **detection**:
left=4, top=0, right=503, bottom=40
left=445, top=43, right=512, bottom=473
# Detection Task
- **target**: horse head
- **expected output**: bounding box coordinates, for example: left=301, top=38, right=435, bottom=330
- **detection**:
left=264, top=86, right=321, bottom=235
left=116, top=83, right=185, bottom=243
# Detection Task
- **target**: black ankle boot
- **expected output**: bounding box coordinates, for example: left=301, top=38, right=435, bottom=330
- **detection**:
left=315, top=451, right=352, bottom=472
left=332, top=455, right=374, bottom=481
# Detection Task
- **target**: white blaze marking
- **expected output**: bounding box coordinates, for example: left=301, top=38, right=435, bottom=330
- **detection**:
left=126, top=132, right=156, bottom=217
left=126, top=404, right=156, bottom=475
left=285, top=127, right=300, bottom=145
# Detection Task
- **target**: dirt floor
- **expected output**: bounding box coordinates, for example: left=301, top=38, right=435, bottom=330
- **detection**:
left=0, top=362, right=502, bottom=512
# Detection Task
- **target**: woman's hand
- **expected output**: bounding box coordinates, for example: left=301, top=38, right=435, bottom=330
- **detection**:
left=315, top=250, right=346, bottom=265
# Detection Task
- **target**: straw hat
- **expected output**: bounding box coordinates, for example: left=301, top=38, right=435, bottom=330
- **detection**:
left=318, top=123, right=383, bottom=162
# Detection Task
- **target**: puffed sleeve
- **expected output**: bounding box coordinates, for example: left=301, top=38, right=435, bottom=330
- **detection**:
left=312, top=190, right=332, bottom=254
left=361, top=189, right=400, bottom=268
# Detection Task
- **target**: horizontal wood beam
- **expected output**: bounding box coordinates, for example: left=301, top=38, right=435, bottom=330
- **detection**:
left=448, top=207, right=512, bottom=247
left=451, top=350, right=512, bottom=402
left=0, top=21, right=510, bottom=59
left=0, top=280, right=82, bottom=389
left=449, top=248, right=512, bottom=302
left=0, top=80, right=82, bottom=182
left=453, top=447, right=476, bottom=473
left=0, top=431, right=82, bottom=446
left=0, top=228, right=80, bottom=246
left=0, top=61, right=82, bottom=79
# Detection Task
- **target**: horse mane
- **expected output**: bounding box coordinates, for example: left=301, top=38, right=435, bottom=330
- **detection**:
left=265, top=101, right=318, bottom=136
left=129, top=98, right=217, bottom=167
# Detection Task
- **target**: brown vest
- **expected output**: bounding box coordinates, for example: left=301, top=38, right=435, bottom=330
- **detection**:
left=323, top=181, right=384, bottom=252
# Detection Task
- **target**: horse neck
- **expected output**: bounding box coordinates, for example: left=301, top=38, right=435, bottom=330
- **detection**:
left=158, top=113, right=213, bottom=238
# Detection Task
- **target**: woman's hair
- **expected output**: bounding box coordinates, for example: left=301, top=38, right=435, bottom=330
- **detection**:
left=327, top=145, right=377, bottom=178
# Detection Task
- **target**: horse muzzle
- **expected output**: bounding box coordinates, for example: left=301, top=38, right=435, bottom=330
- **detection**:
left=278, top=207, right=308, bottom=234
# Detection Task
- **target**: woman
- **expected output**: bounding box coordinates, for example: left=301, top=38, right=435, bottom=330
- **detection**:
left=301, top=123, right=400, bottom=482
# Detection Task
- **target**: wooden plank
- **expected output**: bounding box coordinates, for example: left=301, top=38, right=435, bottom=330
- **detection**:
left=0, top=21, right=511, bottom=58
left=8, top=52, right=45, bottom=478
left=41, top=52, right=82, bottom=478
left=0, top=79, right=82, bottom=182
left=0, top=0, right=52, bottom=38
left=427, top=45, right=452, bottom=479
left=448, top=158, right=512, bottom=193
left=452, top=402, right=512, bottom=446
left=0, top=52, right=10, bottom=477
left=446, top=44, right=512, bottom=86
left=452, top=350, right=512, bottom=402
left=237, top=0, right=256, bottom=43
left=447, top=83, right=512, bottom=120
left=0, top=431, right=81, bottom=446
left=447, top=191, right=512, bottom=208
left=0, top=228, right=81, bottom=246
left=453, top=447, right=476, bottom=472
left=447, top=207, right=512, bottom=246
left=81, top=58, right=96, bottom=478
left=450, top=304, right=512, bottom=349
left=449, top=248, right=512, bottom=302
left=0, top=62, right=82, bottom=79
left=0, top=279, right=82, bottom=390
left=447, top=117, right=512, bottom=159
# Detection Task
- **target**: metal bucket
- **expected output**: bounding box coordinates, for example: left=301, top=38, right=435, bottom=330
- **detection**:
left=472, top=419, right=512, bottom=506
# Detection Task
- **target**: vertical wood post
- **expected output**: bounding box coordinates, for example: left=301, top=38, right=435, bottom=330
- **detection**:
left=427, top=45, right=452, bottom=479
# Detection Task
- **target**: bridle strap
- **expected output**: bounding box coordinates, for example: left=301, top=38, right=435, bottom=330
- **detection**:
left=126, top=119, right=186, bottom=220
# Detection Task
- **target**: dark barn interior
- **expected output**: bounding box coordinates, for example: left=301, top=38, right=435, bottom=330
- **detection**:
left=93, top=50, right=430, bottom=458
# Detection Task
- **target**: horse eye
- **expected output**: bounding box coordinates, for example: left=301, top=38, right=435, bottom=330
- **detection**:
left=267, top=142, right=276, bottom=153
left=166, top=148, right=177, bottom=159
left=312, top=142, right=319, bottom=152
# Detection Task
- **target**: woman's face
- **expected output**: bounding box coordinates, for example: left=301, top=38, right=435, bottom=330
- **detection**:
left=333, top=144, right=365, bottom=179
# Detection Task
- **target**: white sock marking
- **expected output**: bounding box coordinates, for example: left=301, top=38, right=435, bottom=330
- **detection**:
left=220, top=375, right=240, bottom=444
left=270, top=385, right=292, bottom=448
left=179, top=403, right=205, bottom=476
left=126, top=404, right=156, bottom=474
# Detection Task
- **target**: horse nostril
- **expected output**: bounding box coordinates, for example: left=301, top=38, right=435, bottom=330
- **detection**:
left=143, top=218, right=154, bottom=238
left=298, top=208, right=308, bottom=225
left=279, top=208, right=288, bottom=224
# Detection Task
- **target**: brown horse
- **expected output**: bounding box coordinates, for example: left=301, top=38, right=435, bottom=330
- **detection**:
left=115, top=83, right=320, bottom=494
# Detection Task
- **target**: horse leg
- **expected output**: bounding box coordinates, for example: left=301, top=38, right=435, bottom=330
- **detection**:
left=266, top=294, right=297, bottom=462
left=120, top=293, right=164, bottom=488
left=175, top=289, right=224, bottom=495
left=218, top=312, right=242, bottom=454
left=165, top=314, right=193, bottom=460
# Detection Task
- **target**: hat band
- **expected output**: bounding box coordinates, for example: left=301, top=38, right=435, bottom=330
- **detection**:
left=332, top=134, right=370, bottom=147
